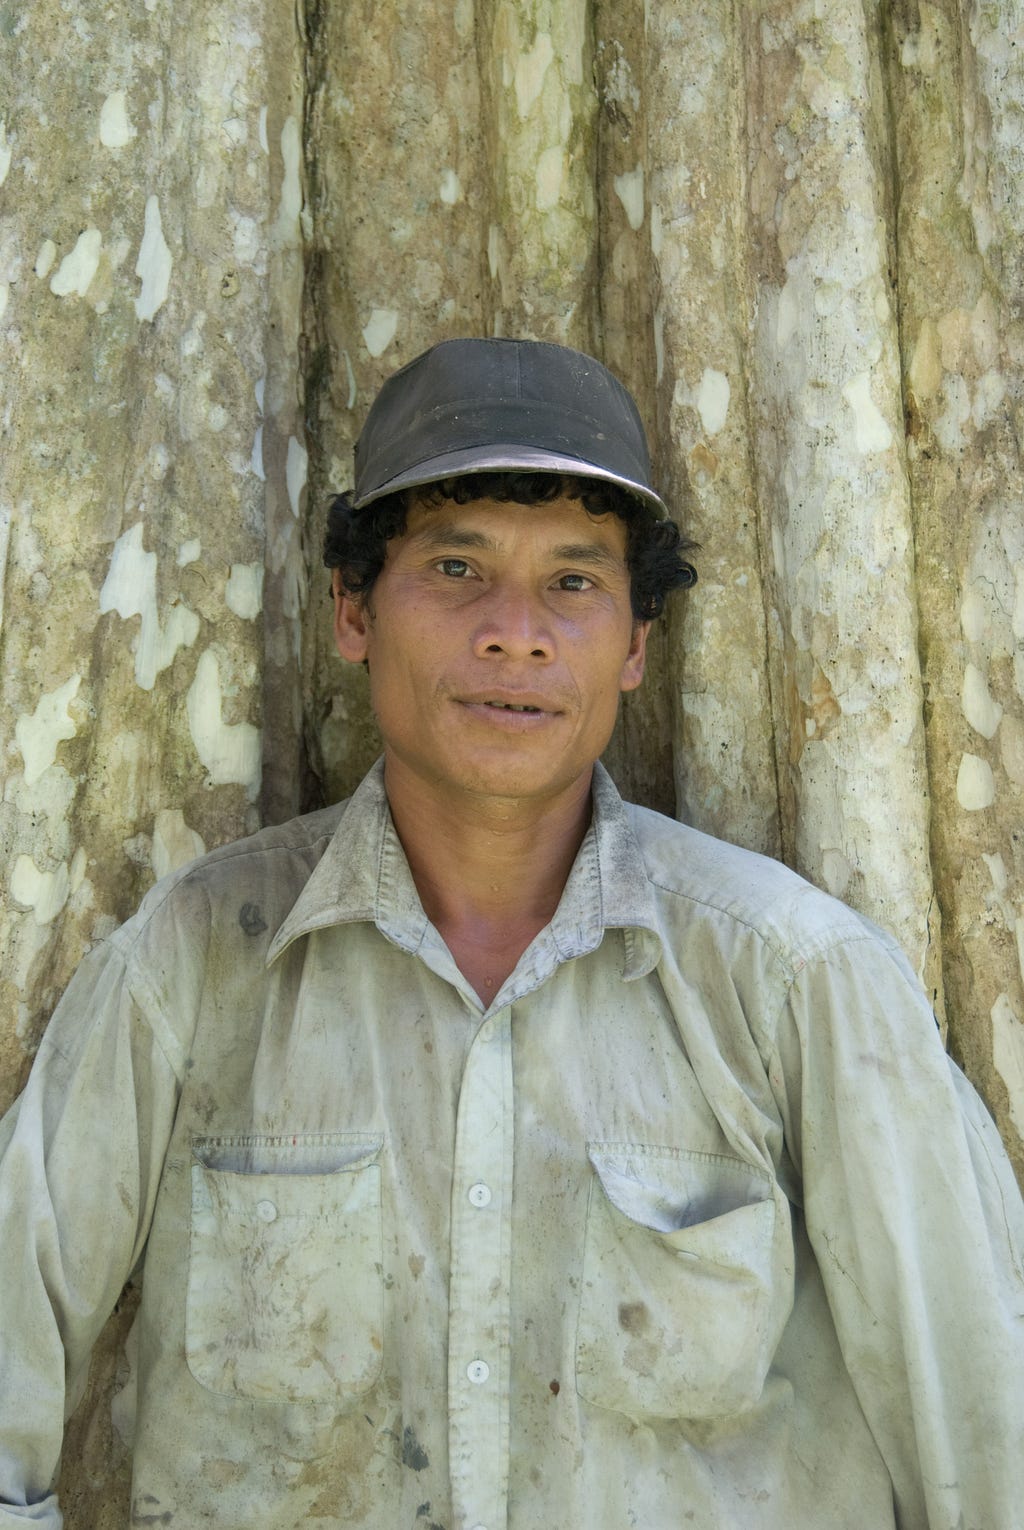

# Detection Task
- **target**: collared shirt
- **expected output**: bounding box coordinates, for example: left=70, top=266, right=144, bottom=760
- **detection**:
left=1, top=761, right=1022, bottom=1529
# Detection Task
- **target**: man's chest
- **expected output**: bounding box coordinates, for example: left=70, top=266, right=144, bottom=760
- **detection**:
left=131, top=919, right=797, bottom=1529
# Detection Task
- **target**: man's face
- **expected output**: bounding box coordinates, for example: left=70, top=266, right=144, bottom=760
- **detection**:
left=333, top=492, right=649, bottom=809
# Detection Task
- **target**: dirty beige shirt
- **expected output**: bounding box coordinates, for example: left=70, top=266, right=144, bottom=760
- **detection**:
left=1, top=761, right=1022, bottom=1529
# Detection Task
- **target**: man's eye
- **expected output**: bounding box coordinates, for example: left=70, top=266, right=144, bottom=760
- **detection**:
left=557, top=573, right=593, bottom=592
left=437, top=558, right=472, bottom=578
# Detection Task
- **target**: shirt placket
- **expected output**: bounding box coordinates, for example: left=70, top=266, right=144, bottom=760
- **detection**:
left=447, top=1004, right=515, bottom=1530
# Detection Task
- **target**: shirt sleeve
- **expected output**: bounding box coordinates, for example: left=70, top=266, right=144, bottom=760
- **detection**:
left=771, top=929, right=1024, bottom=1530
left=0, top=934, right=181, bottom=1521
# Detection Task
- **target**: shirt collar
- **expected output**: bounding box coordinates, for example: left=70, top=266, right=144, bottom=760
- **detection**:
left=559, top=762, right=664, bottom=981
left=266, top=759, right=663, bottom=982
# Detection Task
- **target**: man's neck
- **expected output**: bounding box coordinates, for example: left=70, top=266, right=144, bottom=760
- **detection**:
left=382, top=756, right=594, bottom=1003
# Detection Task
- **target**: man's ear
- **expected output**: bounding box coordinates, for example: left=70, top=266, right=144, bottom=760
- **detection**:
left=332, top=570, right=371, bottom=664
left=619, top=620, right=650, bottom=694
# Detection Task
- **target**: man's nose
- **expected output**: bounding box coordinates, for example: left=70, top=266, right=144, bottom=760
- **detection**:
left=471, top=581, right=555, bottom=661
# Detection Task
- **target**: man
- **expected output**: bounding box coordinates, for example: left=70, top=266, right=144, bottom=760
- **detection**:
left=1, top=337, right=1021, bottom=1530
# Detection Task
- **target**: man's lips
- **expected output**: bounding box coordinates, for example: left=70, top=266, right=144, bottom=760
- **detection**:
left=455, top=692, right=562, bottom=716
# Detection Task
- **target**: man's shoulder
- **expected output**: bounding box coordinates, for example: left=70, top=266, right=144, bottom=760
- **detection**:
left=154, top=800, right=345, bottom=892
left=189, top=801, right=346, bottom=876
left=623, top=800, right=882, bottom=966
left=121, top=800, right=349, bottom=950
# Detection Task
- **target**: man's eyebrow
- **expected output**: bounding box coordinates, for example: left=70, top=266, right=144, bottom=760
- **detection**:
left=549, top=542, right=626, bottom=572
left=408, top=526, right=500, bottom=554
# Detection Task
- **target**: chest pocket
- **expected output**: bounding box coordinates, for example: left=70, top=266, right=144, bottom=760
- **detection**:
left=185, top=1133, right=384, bottom=1403
left=575, top=1144, right=794, bottom=1420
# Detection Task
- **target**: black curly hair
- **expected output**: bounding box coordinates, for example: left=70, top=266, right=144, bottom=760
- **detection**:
left=322, top=472, right=697, bottom=621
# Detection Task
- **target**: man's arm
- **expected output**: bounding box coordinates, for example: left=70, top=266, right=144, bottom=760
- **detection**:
left=0, top=935, right=181, bottom=1521
left=772, top=931, right=1024, bottom=1528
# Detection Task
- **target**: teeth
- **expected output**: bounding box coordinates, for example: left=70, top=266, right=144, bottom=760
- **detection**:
left=485, top=702, right=539, bottom=712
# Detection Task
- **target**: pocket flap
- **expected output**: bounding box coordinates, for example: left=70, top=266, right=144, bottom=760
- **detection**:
left=587, top=1143, right=770, bottom=1232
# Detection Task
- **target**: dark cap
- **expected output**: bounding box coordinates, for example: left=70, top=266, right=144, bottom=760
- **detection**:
left=353, top=337, right=665, bottom=516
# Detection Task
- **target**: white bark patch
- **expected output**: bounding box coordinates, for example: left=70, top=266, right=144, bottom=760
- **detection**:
left=6, top=764, right=76, bottom=841
left=273, top=116, right=302, bottom=249
left=962, top=662, right=1003, bottom=739
left=0, top=121, right=11, bottom=187
left=222, top=117, right=247, bottom=147
left=232, top=213, right=259, bottom=265
left=361, top=309, right=397, bottom=358
left=250, top=426, right=265, bottom=480
left=135, top=196, right=172, bottom=320
left=148, top=442, right=170, bottom=481
left=225, top=561, right=264, bottom=620
left=536, top=145, right=564, bottom=210
left=34, top=239, right=57, bottom=279
left=956, top=752, right=995, bottom=810
left=15, top=674, right=81, bottom=784
left=697, top=368, right=730, bottom=436
left=603, top=40, right=640, bottom=113
left=50, top=228, right=103, bottom=298
left=487, top=223, right=502, bottom=280
left=152, top=808, right=206, bottom=880
left=99, top=522, right=200, bottom=690
left=439, top=169, right=462, bottom=205
left=10, top=852, right=72, bottom=925
left=842, top=370, right=893, bottom=453
left=177, top=538, right=201, bottom=566
left=908, top=318, right=941, bottom=399
left=286, top=435, right=308, bottom=517
left=650, top=202, right=663, bottom=257
left=186, top=649, right=261, bottom=797
left=983, top=850, right=1010, bottom=900
left=613, top=166, right=644, bottom=230
left=960, top=586, right=988, bottom=643
left=991, top=993, right=1024, bottom=1140
left=515, top=32, right=554, bottom=117
left=980, top=855, right=1024, bottom=988
left=99, top=90, right=136, bottom=148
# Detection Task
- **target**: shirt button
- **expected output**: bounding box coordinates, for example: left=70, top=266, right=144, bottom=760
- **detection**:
left=255, top=1199, right=277, bottom=1222
left=468, top=1182, right=492, bottom=1208
left=466, top=1359, right=490, bottom=1384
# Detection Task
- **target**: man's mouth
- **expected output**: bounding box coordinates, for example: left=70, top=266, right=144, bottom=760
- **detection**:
left=458, top=690, right=557, bottom=717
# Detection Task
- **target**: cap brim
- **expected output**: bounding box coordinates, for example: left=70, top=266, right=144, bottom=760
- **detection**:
left=352, top=444, right=667, bottom=517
